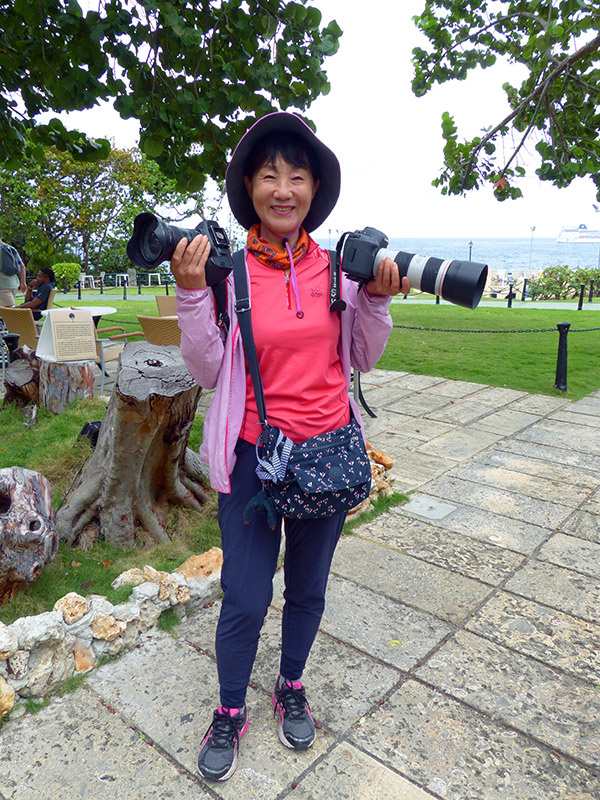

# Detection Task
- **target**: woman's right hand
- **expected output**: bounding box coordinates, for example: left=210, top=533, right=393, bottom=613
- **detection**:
left=170, top=234, right=212, bottom=290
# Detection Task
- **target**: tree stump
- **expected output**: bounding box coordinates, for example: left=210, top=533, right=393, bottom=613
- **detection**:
left=3, top=359, right=40, bottom=406
left=0, top=467, right=58, bottom=604
left=39, top=359, right=95, bottom=414
left=56, top=341, right=210, bottom=548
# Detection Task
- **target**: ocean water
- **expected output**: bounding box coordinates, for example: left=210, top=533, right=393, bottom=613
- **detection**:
left=318, top=236, right=600, bottom=278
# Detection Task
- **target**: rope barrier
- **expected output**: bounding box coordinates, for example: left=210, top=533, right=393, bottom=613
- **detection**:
left=393, top=325, right=600, bottom=334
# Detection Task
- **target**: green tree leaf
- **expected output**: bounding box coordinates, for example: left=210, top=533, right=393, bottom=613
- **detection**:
left=412, top=1, right=600, bottom=200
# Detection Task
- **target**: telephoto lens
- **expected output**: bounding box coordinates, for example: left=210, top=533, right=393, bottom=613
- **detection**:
left=340, top=227, right=488, bottom=310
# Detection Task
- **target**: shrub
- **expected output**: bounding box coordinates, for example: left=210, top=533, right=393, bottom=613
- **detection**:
left=527, top=265, right=600, bottom=300
left=52, top=262, right=81, bottom=289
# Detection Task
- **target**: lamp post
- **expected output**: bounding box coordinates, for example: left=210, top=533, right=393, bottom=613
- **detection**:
left=468, top=241, right=473, bottom=260
left=528, top=226, right=536, bottom=272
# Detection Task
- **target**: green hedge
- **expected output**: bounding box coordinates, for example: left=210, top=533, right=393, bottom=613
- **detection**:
left=526, top=265, right=600, bottom=300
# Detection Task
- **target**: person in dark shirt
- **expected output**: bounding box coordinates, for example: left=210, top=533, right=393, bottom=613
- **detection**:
left=18, top=267, right=55, bottom=320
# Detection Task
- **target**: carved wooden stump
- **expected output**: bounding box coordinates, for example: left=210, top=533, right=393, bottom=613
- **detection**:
left=56, top=342, right=210, bottom=548
left=3, top=360, right=39, bottom=405
left=0, top=467, right=58, bottom=604
left=39, top=359, right=95, bottom=414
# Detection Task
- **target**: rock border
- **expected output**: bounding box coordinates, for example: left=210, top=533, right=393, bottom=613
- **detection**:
left=0, top=548, right=223, bottom=717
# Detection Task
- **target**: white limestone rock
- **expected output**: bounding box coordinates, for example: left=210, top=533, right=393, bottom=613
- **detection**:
left=10, top=611, right=64, bottom=650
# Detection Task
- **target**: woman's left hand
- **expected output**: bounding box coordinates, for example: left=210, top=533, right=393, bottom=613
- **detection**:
left=365, top=256, right=410, bottom=296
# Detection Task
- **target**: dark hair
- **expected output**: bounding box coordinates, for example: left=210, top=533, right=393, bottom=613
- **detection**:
left=244, top=131, right=320, bottom=181
left=40, top=267, right=55, bottom=283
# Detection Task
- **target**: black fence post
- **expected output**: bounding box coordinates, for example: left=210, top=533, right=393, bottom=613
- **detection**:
left=99, top=276, right=104, bottom=295
left=554, top=321, right=570, bottom=392
left=165, top=281, right=170, bottom=296
left=521, top=278, right=528, bottom=301
left=507, top=284, right=514, bottom=308
left=122, top=276, right=127, bottom=301
left=577, top=284, right=585, bottom=310
left=589, top=279, right=594, bottom=303
left=77, top=280, right=82, bottom=300
left=138, top=275, right=142, bottom=294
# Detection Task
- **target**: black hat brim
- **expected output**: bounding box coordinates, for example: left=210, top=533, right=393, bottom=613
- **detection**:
left=226, top=112, right=340, bottom=232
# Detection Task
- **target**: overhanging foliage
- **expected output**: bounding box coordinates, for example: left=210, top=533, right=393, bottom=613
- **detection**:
left=0, top=0, right=341, bottom=191
left=412, top=0, right=600, bottom=200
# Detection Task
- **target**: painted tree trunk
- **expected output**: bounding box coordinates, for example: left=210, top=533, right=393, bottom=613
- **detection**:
left=56, top=342, right=210, bottom=548
left=0, top=467, right=58, bottom=604
left=39, top=359, right=95, bottom=413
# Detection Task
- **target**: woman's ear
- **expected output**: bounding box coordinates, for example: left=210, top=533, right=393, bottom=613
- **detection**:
left=243, top=175, right=252, bottom=197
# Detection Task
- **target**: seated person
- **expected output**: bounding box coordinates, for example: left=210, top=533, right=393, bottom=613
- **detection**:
left=18, top=267, right=55, bottom=320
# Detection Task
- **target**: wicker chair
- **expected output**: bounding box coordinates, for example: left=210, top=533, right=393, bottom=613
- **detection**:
left=0, top=307, right=39, bottom=349
left=137, top=314, right=181, bottom=346
left=155, top=294, right=177, bottom=316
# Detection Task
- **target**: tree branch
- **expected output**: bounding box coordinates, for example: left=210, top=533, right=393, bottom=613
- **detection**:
left=457, top=34, right=600, bottom=191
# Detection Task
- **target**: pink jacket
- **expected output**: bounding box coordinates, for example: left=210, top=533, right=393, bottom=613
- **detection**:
left=176, top=244, right=392, bottom=493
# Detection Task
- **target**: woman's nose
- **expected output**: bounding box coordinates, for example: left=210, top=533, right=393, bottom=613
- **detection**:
left=273, top=178, right=292, bottom=197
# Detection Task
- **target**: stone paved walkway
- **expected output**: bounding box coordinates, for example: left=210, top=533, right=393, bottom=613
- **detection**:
left=1, top=369, right=599, bottom=799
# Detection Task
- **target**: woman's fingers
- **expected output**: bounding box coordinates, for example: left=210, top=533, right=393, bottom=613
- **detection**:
left=365, top=257, right=408, bottom=296
left=171, top=234, right=211, bottom=290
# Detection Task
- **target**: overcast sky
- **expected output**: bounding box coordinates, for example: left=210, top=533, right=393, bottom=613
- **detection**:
left=54, top=0, right=598, bottom=240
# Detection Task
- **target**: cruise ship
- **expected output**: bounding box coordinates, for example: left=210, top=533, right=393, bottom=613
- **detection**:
left=556, top=223, right=600, bottom=243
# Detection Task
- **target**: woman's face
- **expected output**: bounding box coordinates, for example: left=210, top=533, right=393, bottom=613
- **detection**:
left=244, top=154, right=319, bottom=246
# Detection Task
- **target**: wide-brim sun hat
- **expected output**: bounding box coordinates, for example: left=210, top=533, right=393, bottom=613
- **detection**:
left=226, top=111, right=341, bottom=232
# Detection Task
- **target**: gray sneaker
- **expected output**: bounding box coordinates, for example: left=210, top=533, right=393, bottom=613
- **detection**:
left=197, top=706, right=248, bottom=781
left=272, top=676, right=316, bottom=749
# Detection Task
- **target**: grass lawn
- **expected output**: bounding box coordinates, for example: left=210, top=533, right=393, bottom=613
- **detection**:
left=381, top=303, right=600, bottom=401
left=50, top=291, right=159, bottom=336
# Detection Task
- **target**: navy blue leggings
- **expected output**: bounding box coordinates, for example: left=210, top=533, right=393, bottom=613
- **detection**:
left=216, top=438, right=346, bottom=708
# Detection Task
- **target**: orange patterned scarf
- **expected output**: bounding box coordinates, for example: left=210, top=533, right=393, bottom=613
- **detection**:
left=246, top=224, right=309, bottom=270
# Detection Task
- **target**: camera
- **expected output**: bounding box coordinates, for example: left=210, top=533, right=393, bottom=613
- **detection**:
left=126, top=212, right=233, bottom=286
left=339, top=227, right=488, bottom=309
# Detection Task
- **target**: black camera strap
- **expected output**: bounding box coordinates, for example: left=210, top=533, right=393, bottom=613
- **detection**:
left=232, top=249, right=269, bottom=427
left=211, top=280, right=230, bottom=332
left=328, top=249, right=346, bottom=312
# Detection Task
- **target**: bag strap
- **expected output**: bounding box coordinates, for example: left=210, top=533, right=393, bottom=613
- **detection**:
left=232, top=249, right=269, bottom=427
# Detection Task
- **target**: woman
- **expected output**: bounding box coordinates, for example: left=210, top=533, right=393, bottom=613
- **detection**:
left=172, top=112, right=408, bottom=782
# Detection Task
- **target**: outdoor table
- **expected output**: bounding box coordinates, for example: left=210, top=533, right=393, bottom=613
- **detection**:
left=147, top=272, right=162, bottom=286
left=115, top=273, right=129, bottom=286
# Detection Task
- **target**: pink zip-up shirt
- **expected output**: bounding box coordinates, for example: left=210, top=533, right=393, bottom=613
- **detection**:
left=176, top=241, right=393, bottom=493
left=239, top=247, right=349, bottom=443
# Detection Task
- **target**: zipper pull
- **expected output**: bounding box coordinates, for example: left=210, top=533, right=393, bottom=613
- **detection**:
left=284, top=270, right=291, bottom=310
